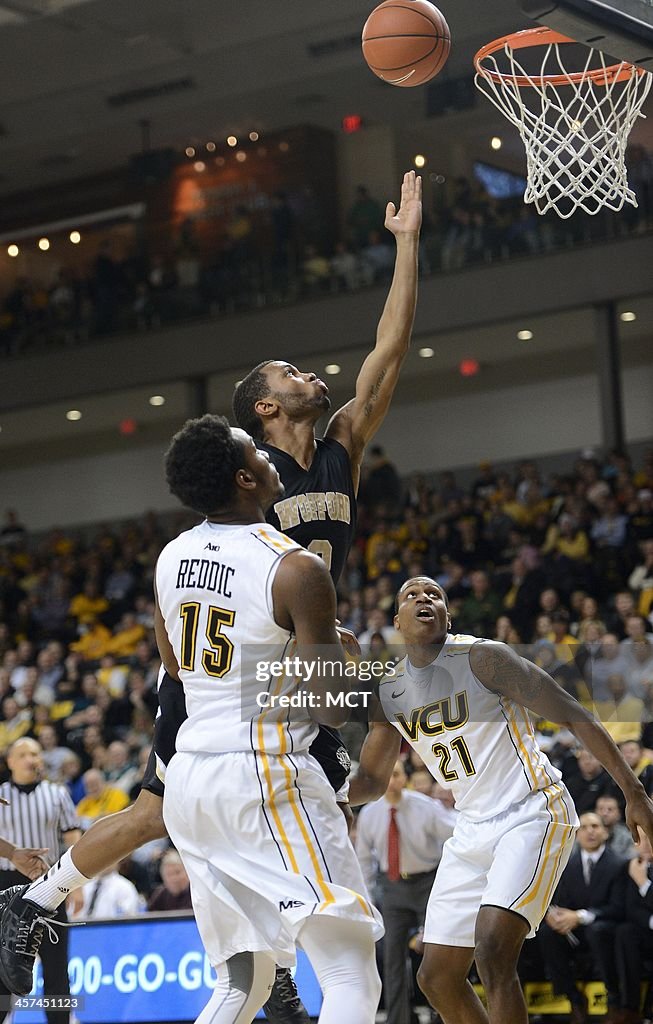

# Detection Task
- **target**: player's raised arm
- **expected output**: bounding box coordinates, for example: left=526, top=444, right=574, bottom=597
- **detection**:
left=349, top=716, right=402, bottom=806
left=272, top=548, right=350, bottom=727
left=326, top=171, right=421, bottom=477
left=469, top=641, right=653, bottom=845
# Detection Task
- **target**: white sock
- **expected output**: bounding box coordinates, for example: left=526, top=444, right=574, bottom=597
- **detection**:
left=26, top=849, right=91, bottom=912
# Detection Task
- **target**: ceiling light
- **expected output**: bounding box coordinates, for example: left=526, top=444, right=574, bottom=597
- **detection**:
left=279, top=141, right=289, bottom=152
left=38, top=238, right=50, bottom=251
left=66, top=409, right=82, bottom=421
left=414, top=154, right=426, bottom=168
left=620, top=311, right=637, bottom=322
left=69, top=231, right=81, bottom=244
left=235, top=151, right=247, bottom=163
left=227, top=136, right=238, bottom=147
left=206, top=141, right=216, bottom=153
left=216, top=156, right=225, bottom=167
left=517, top=329, right=533, bottom=340
left=325, top=364, right=341, bottom=375
left=249, top=131, right=259, bottom=142
left=149, top=395, right=166, bottom=407
left=419, top=347, right=434, bottom=358
left=193, top=161, right=206, bottom=172
left=185, top=147, right=195, bottom=158
left=491, top=136, right=502, bottom=150
left=7, top=244, right=19, bottom=257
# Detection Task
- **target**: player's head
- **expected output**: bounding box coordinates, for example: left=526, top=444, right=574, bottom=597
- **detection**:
left=394, top=576, right=451, bottom=643
left=233, top=360, right=330, bottom=439
left=7, top=737, right=42, bottom=783
left=165, top=414, right=283, bottom=517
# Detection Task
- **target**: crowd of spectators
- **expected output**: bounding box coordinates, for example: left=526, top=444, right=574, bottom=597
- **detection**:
left=1, top=440, right=653, bottom=1014
left=2, top=141, right=653, bottom=359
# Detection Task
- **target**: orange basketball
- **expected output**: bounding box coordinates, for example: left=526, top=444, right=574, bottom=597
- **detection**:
left=362, top=0, right=451, bottom=87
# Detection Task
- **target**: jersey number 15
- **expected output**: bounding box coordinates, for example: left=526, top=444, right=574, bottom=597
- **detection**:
left=179, top=602, right=235, bottom=678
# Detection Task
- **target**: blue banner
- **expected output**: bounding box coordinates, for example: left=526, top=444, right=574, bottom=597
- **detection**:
left=19, top=915, right=322, bottom=1022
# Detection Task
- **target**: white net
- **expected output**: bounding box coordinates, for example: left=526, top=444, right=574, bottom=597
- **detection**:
left=475, top=35, right=653, bottom=218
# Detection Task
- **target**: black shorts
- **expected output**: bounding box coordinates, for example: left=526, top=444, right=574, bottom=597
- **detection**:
left=307, top=725, right=351, bottom=796
left=143, top=671, right=351, bottom=797
left=141, top=672, right=188, bottom=798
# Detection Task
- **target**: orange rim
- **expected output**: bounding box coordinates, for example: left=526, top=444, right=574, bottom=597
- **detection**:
left=474, top=26, right=645, bottom=87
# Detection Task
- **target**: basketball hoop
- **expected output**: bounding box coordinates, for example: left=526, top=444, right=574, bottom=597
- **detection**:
left=474, top=26, right=653, bottom=218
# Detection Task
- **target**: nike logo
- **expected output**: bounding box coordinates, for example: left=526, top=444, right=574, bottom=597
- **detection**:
left=391, top=688, right=406, bottom=699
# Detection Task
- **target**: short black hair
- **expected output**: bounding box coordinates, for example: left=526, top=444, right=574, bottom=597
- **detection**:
left=395, top=576, right=449, bottom=612
left=232, top=360, right=273, bottom=439
left=165, top=414, right=246, bottom=516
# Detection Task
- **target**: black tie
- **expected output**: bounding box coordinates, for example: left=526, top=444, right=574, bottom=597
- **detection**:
left=87, top=879, right=103, bottom=916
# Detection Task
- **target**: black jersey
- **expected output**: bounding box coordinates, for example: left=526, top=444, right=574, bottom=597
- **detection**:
left=260, top=437, right=357, bottom=585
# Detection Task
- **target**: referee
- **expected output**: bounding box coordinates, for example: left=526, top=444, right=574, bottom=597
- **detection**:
left=0, top=738, right=81, bottom=1022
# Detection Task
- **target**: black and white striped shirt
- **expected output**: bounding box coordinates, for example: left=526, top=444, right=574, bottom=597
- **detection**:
left=0, top=780, right=79, bottom=870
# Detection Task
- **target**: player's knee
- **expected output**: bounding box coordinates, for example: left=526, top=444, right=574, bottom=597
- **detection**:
left=474, top=937, right=517, bottom=988
left=131, top=790, right=167, bottom=841
left=417, top=960, right=455, bottom=1008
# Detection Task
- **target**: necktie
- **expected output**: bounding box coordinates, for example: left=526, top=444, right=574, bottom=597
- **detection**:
left=584, top=857, right=593, bottom=886
left=87, top=879, right=103, bottom=917
left=387, top=807, right=400, bottom=881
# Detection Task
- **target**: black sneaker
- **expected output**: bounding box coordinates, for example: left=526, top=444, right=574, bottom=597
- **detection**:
left=262, top=966, right=309, bottom=1024
left=0, top=885, right=60, bottom=995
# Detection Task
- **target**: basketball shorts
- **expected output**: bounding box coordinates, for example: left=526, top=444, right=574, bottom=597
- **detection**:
left=424, top=782, right=578, bottom=947
left=163, top=748, right=383, bottom=967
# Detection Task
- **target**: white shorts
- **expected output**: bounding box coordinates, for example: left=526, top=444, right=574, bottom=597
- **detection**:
left=163, top=749, right=383, bottom=968
left=424, top=782, right=578, bottom=947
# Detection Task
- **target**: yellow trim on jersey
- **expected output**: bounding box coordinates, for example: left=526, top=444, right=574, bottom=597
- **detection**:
left=277, top=723, right=335, bottom=906
left=514, top=785, right=573, bottom=914
left=258, top=746, right=302, bottom=873
left=515, top=703, right=551, bottom=790
left=256, top=527, right=295, bottom=551
left=257, top=653, right=303, bottom=873
left=504, top=699, right=540, bottom=790
left=254, top=645, right=344, bottom=910
left=538, top=792, right=576, bottom=918
left=346, top=887, right=373, bottom=917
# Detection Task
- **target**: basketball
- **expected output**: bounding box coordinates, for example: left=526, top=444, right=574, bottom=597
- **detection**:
left=361, top=0, right=451, bottom=88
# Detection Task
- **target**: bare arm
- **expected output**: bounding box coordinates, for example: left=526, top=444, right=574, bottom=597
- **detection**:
left=326, top=172, right=421, bottom=485
left=272, top=549, right=349, bottom=727
left=349, top=716, right=402, bottom=806
left=153, top=577, right=180, bottom=682
left=0, top=837, right=50, bottom=879
left=469, top=641, right=653, bottom=844
left=63, top=829, right=82, bottom=849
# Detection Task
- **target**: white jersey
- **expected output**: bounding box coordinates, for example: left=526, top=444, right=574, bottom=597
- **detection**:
left=156, top=519, right=319, bottom=757
left=379, top=634, right=562, bottom=821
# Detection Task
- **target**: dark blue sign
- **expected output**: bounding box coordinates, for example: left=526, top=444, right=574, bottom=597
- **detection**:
left=19, top=915, right=322, bottom=1022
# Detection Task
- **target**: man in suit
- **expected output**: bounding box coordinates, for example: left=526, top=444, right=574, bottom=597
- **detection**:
left=613, top=827, right=653, bottom=1024
left=538, top=812, right=627, bottom=1024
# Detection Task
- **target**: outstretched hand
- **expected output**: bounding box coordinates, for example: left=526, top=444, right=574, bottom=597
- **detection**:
left=625, top=790, right=653, bottom=847
left=385, top=170, right=422, bottom=237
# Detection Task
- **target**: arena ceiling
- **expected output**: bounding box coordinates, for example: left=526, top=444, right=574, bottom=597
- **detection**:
left=0, top=0, right=651, bottom=198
